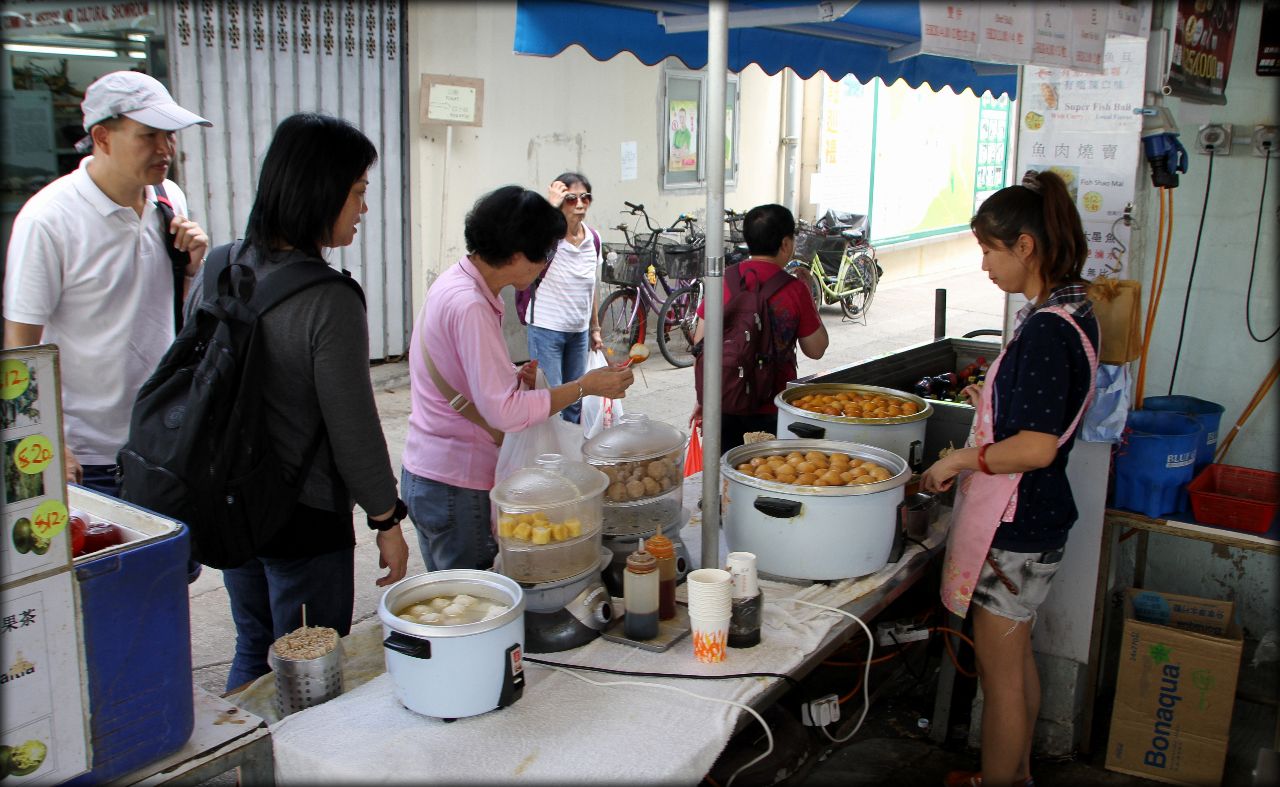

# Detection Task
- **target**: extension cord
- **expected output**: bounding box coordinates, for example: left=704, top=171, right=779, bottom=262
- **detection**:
left=875, top=620, right=930, bottom=647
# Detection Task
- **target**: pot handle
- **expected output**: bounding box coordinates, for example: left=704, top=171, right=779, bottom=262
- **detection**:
left=754, top=497, right=802, bottom=518
left=384, top=630, right=432, bottom=660
left=786, top=422, right=826, bottom=439
left=908, top=440, right=923, bottom=472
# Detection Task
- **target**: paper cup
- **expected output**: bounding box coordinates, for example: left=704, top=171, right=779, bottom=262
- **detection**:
left=687, top=568, right=732, bottom=601
left=690, top=615, right=730, bottom=663
left=688, top=592, right=731, bottom=619
left=725, top=552, right=758, bottom=598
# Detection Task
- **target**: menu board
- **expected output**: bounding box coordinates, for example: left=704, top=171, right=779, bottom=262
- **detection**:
left=1, top=345, right=91, bottom=784
left=1017, top=37, right=1148, bottom=280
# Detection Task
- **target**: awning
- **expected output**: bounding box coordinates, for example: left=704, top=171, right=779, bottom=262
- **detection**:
left=514, top=0, right=1017, bottom=98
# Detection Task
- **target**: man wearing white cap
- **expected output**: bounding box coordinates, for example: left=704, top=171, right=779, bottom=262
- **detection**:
left=4, top=71, right=212, bottom=497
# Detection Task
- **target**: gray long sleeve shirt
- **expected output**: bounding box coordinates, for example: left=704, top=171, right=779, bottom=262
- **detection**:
left=186, top=245, right=397, bottom=555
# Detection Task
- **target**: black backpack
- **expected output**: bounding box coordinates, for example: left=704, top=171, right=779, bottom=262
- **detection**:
left=693, top=265, right=794, bottom=414
left=118, top=243, right=364, bottom=569
left=153, top=183, right=193, bottom=332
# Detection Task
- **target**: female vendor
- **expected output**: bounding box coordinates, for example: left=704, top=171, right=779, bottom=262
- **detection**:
left=921, top=170, right=1099, bottom=787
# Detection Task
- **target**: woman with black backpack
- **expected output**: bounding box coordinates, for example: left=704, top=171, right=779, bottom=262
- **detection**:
left=183, top=113, right=410, bottom=692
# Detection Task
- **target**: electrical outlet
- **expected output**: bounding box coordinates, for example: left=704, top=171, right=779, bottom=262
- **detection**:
left=801, top=693, right=841, bottom=727
left=1253, top=125, right=1278, bottom=157
left=1196, top=123, right=1232, bottom=155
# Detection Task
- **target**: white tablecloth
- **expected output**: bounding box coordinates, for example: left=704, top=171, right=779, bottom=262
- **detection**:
left=268, top=475, right=947, bottom=784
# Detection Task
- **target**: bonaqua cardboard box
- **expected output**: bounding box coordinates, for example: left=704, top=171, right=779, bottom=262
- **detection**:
left=1105, top=589, right=1243, bottom=786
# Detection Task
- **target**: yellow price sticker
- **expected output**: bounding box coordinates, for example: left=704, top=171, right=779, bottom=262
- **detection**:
left=1, top=359, right=31, bottom=400
left=15, top=434, right=55, bottom=475
left=32, top=499, right=69, bottom=541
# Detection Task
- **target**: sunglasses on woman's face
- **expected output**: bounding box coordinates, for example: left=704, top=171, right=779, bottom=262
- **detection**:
left=563, top=192, right=592, bottom=205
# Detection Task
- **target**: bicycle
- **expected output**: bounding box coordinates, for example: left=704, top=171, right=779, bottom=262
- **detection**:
left=598, top=202, right=703, bottom=366
left=785, top=211, right=881, bottom=322
left=653, top=209, right=750, bottom=368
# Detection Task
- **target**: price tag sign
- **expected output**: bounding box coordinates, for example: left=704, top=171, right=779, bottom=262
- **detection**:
left=32, top=499, right=69, bottom=540
left=15, top=434, right=54, bottom=475
left=1, top=359, right=31, bottom=400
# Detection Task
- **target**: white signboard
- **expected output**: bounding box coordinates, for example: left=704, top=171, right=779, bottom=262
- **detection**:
left=978, top=1, right=1034, bottom=64
left=1032, top=1, right=1074, bottom=67
left=1070, top=4, right=1109, bottom=73
left=419, top=74, right=484, bottom=128
left=0, top=0, right=157, bottom=34
left=620, top=141, right=638, bottom=181
left=919, top=2, right=981, bottom=59
left=1017, top=37, right=1147, bottom=279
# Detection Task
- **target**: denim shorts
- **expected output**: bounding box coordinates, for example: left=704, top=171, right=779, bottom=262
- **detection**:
left=971, top=546, right=1065, bottom=623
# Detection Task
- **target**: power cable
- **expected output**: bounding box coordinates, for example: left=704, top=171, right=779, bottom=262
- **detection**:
left=1245, top=148, right=1278, bottom=343
left=1168, top=148, right=1215, bottom=394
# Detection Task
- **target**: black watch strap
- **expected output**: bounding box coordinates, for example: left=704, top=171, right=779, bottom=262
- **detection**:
left=369, top=498, right=408, bottom=532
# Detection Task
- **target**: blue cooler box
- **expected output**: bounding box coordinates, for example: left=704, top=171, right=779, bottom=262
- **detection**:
left=65, top=486, right=194, bottom=784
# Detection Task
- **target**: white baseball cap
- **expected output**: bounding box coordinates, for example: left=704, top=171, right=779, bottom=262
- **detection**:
left=81, top=71, right=211, bottom=132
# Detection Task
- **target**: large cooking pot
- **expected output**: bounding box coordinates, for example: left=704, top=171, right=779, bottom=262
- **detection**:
left=378, top=570, right=526, bottom=719
left=775, top=384, right=932, bottom=471
left=721, top=439, right=909, bottom=581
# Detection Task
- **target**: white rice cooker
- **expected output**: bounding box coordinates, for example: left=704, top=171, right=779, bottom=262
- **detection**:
left=721, top=439, right=910, bottom=581
left=378, top=570, right=526, bottom=719
left=774, top=384, right=932, bottom=471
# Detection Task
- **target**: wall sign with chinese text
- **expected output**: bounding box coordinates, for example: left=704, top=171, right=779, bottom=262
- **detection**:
left=420, top=74, right=484, bottom=127
left=1167, top=0, right=1240, bottom=104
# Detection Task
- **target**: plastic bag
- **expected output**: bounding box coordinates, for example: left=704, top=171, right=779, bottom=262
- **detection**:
left=493, top=369, right=583, bottom=493
left=684, top=425, right=703, bottom=477
left=581, top=350, right=624, bottom=439
left=1081, top=364, right=1130, bottom=444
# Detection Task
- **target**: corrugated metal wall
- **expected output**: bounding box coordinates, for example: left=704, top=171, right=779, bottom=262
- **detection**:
left=167, top=0, right=408, bottom=359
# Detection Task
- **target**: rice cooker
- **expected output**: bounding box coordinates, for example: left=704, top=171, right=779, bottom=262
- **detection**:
left=378, top=570, right=526, bottom=719
left=721, top=439, right=910, bottom=581
left=774, top=384, right=932, bottom=471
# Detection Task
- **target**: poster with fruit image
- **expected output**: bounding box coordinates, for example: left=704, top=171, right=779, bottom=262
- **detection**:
left=0, top=578, right=89, bottom=784
left=1, top=348, right=70, bottom=587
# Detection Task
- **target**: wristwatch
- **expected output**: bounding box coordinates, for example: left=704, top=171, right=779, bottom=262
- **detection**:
left=368, top=498, right=408, bottom=532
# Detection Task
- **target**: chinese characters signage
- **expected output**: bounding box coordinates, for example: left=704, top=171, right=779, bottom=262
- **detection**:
left=1167, top=0, right=1240, bottom=104
left=1017, top=38, right=1146, bottom=279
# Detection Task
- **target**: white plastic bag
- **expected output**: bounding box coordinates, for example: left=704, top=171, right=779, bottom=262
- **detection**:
left=493, top=369, right=583, bottom=492
left=1081, top=364, right=1130, bottom=444
left=581, top=350, right=624, bottom=440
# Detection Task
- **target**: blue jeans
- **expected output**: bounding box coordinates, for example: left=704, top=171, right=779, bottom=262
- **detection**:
left=222, top=548, right=355, bottom=692
left=527, top=324, right=589, bottom=423
left=81, top=463, right=202, bottom=584
left=402, top=469, right=497, bottom=572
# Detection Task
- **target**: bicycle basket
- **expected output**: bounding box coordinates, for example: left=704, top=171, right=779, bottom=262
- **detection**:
left=793, top=226, right=829, bottom=264
left=657, top=236, right=705, bottom=279
left=602, top=242, right=646, bottom=286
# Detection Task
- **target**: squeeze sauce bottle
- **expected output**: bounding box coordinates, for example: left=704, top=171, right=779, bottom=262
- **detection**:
left=623, top=538, right=660, bottom=640
left=646, top=526, right=677, bottom=621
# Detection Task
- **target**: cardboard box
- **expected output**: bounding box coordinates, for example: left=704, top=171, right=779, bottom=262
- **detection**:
left=1105, top=589, right=1243, bottom=786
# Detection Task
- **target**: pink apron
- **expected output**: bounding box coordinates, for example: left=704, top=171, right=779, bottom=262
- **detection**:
left=941, top=306, right=1099, bottom=618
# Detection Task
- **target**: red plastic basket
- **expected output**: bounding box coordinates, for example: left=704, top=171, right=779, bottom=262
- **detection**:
left=1187, top=464, right=1280, bottom=534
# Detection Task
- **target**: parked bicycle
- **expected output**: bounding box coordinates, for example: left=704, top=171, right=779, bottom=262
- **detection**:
left=785, top=210, right=881, bottom=321
left=598, top=202, right=703, bottom=365
left=654, top=209, right=750, bottom=368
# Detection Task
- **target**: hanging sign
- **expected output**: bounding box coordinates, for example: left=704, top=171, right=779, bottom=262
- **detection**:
left=1070, top=4, right=1108, bottom=72
left=977, top=2, right=1033, bottom=65
left=919, top=3, right=980, bottom=59
left=1167, top=0, right=1240, bottom=104
left=0, top=0, right=157, bottom=34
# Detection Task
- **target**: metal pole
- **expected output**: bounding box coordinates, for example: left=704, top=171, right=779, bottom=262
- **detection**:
left=781, top=69, right=802, bottom=214
left=934, top=288, right=946, bottom=340
left=701, top=0, right=728, bottom=570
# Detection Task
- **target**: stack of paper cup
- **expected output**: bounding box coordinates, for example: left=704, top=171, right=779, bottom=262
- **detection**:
left=686, top=568, right=733, bottom=663
left=725, top=552, right=759, bottom=599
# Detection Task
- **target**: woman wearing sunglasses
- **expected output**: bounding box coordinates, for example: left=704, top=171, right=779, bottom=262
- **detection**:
left=522, top=172, right=605, bottom=424
left=401, top=186, right=634, bottom=572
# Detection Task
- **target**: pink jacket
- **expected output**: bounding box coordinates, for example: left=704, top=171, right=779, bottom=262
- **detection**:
left=402, top=256, right=551, bottom=490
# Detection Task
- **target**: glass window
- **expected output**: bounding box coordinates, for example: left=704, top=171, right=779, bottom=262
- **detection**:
left=662, top=68, right=739, bottom=190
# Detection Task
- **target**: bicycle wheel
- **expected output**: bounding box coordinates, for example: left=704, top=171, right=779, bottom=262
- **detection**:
left=657, top=283, right=702, bottom=368
left=839, top=252, right=879, bottom=321
left=785, top=259, right=822, bottom=311
left=598, top=289, right=644, bottom=361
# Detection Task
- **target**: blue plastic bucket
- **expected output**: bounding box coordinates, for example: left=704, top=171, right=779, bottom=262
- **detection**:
left=1113, top=410, right=1201, bottom=517
left=1142, top=396, right=1225, bottom=472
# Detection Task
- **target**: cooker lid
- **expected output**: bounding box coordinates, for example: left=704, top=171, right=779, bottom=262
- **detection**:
left=582, top=413, right=687, bottom=462
left=491, top=454, right=609, bottom=510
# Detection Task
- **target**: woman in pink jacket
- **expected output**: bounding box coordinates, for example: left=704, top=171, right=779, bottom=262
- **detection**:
left=402, top=186, right=634, bottom=571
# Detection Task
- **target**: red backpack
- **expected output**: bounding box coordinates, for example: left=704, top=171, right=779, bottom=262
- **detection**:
left=694, top=265, right=795, bottom=414
left=515, top=227, right=600, bottom=326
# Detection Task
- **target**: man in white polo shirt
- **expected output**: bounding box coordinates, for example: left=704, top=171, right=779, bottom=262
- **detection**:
left=3, top=71, right=212, bottom=497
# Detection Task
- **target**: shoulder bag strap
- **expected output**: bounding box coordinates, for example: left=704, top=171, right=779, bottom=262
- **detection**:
left=418, top=302, right=505, bottom=446
left=154, top=183, right=190, bottom=332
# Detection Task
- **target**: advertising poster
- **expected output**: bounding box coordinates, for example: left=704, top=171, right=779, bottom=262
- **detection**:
left=1256, top=0, right=1279, bottom=76
left=1018, top=37, right=1147, bottom=280
left=974, top=95, right=1012, bottom=212
left=667, top=99, right=697, bottom=172
left=1167, top=0, right=1240, bottom=104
